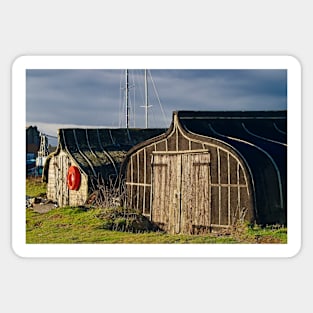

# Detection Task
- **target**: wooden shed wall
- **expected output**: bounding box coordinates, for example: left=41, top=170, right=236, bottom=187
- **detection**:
left=126, top=119, right=254, bottom=234
left=182, top=116, right=286, bottom=225
left=47, top=151, right=88, bottom=207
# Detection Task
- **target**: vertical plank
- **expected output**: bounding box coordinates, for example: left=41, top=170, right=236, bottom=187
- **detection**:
left=150, top=154, right=154, bottom=220
left=160, top=156, right=166, bottom=225
left=208, top=155, right=212, bottom=229
left=137, top=153, right=140, bottom=211
left=237, top=162, right=241, bottom=216
left=152, top=152, right=212, bottom=234
left=130, top=156, right=133, bottom=209
left=66, top=157, right=70, bottom=206
left=62, top=155, right=65, bottom=207
left=217, top=148, right=221, bottom=225
left=181, top=152, right=210, bottom=234
left=60, top=155, right=64, bottom=207
left=63, top=155, right=67, bottom=206
left=56, top=156, right=60, bottom=206
left=152, top=154, right=168, bottom=231
left=173, top=154, right=180, bottom=234
left=143, top=149, right=146, bottom=214
left=227, top=152, right=231, bottom=225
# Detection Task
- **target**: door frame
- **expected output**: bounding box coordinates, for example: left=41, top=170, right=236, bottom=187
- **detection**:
left=151, top=149, right=210, bottom=234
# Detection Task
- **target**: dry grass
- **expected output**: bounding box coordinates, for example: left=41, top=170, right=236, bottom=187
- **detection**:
left=26, top=206, right=287, bottom=244
left=26, top=177, right=47, bottom=197
left=25, top=178, right=287, bottom=244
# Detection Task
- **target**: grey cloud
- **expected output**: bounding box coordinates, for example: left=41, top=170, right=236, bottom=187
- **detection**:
left=26, top=69, right=287, bottom=135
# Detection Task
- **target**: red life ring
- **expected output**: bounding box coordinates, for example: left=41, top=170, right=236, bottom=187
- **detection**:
left=67, top=166, right=81, bottom=190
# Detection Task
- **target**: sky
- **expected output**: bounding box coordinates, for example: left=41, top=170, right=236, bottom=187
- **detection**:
left=26, top=69, right=287, bottom=145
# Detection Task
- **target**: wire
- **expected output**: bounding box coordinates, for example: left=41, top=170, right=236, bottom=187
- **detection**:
left=148, top=70, right=169, bottom=128
left=119, top=69, right=124, bottom=127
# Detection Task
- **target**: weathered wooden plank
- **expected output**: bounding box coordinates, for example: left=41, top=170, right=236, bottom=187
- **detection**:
left=136, top=153, right=140, bottom=210
left=143, top=149, right=146, bottom=214
left=152, top=149, right=208, bottom=155
left=210, top=183, right=247, bottom=187
left=237, top=162, right=241, bottom=214
left=130, top=156, right=133, bottom=209
left=126, top=117, right=254, bottom=233
left=126, top=182, right=152, bottom=187
left=180, top=152, right=210, bottom=233
left=227, top=152, right=231, bottom=225
left=217, top=148, right=221, bottom=225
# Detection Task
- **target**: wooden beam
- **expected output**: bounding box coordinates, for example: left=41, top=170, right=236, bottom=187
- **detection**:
left=217, top=148, right=221, bottom=225
left=126, top=182, right=152, bottom=187
left=227, top=152, right=231, bottom=225
left=152, top=149, right=209, bottom=155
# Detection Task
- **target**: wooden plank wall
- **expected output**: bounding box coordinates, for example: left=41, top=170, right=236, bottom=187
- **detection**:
left=47, top=151, right=88, bottom=207
left=126, top=122, right=253, bottom=234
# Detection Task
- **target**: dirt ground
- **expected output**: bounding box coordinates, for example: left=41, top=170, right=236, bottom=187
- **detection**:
left=30, top=202, right=57, bottom=213
left=26, top=196, right=57, bottom=213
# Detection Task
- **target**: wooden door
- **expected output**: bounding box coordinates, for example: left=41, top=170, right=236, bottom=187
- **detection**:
left=151, top=153, right=181, bottom=233
left=180, top=153, right=210, bottom=233
left=55, top=154, right=70, bottom=207
left=151, top=152, right=210, bottom=234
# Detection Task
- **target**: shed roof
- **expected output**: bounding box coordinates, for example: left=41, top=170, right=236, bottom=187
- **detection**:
left=177, top=110, right=287, bottom=144
left=43, top=128, right=166, bottom=183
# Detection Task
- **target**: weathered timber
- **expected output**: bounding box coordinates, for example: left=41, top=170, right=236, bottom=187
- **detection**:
left=121, top=110, right=287, bottom=234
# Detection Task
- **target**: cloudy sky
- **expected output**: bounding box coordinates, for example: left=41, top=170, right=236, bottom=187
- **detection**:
left=26, top=69, right=287, bottom=145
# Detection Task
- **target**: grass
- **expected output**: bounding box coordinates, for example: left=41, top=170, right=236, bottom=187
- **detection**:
left=26, top=177, right=47, bottom=198
left=26, top=206, right=287, bottom=244
left=25, top=178, right=287, bottom=244
left=26, top=206, right=239, bottom=244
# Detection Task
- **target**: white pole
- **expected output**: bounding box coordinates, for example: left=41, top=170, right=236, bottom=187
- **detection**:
left=125, top=69, right=129, bottom=128
left=144, top=69, right=148, bottom=128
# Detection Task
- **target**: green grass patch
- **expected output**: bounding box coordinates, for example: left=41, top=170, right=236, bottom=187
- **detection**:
left=26, top=177, right=47, bottom=197
left=247, top=223, right=287, bottom=244
left=25, top=178, right=287, bottom=244
left=26, top=206, right=287, bottom=244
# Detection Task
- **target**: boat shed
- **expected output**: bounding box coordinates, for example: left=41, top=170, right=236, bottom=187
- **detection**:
left=43, top=128, right=166, bottom=207
left=121, top=110, right=287, bottom=234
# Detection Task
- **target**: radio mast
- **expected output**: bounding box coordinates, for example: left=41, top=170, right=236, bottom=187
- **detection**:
left=125, top=69, right=129, bottom=128
left=142, top=69, right=152, bottom=128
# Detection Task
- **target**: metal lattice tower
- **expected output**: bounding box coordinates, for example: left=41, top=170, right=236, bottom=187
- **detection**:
left=38, top=132, right=49, bottom=157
